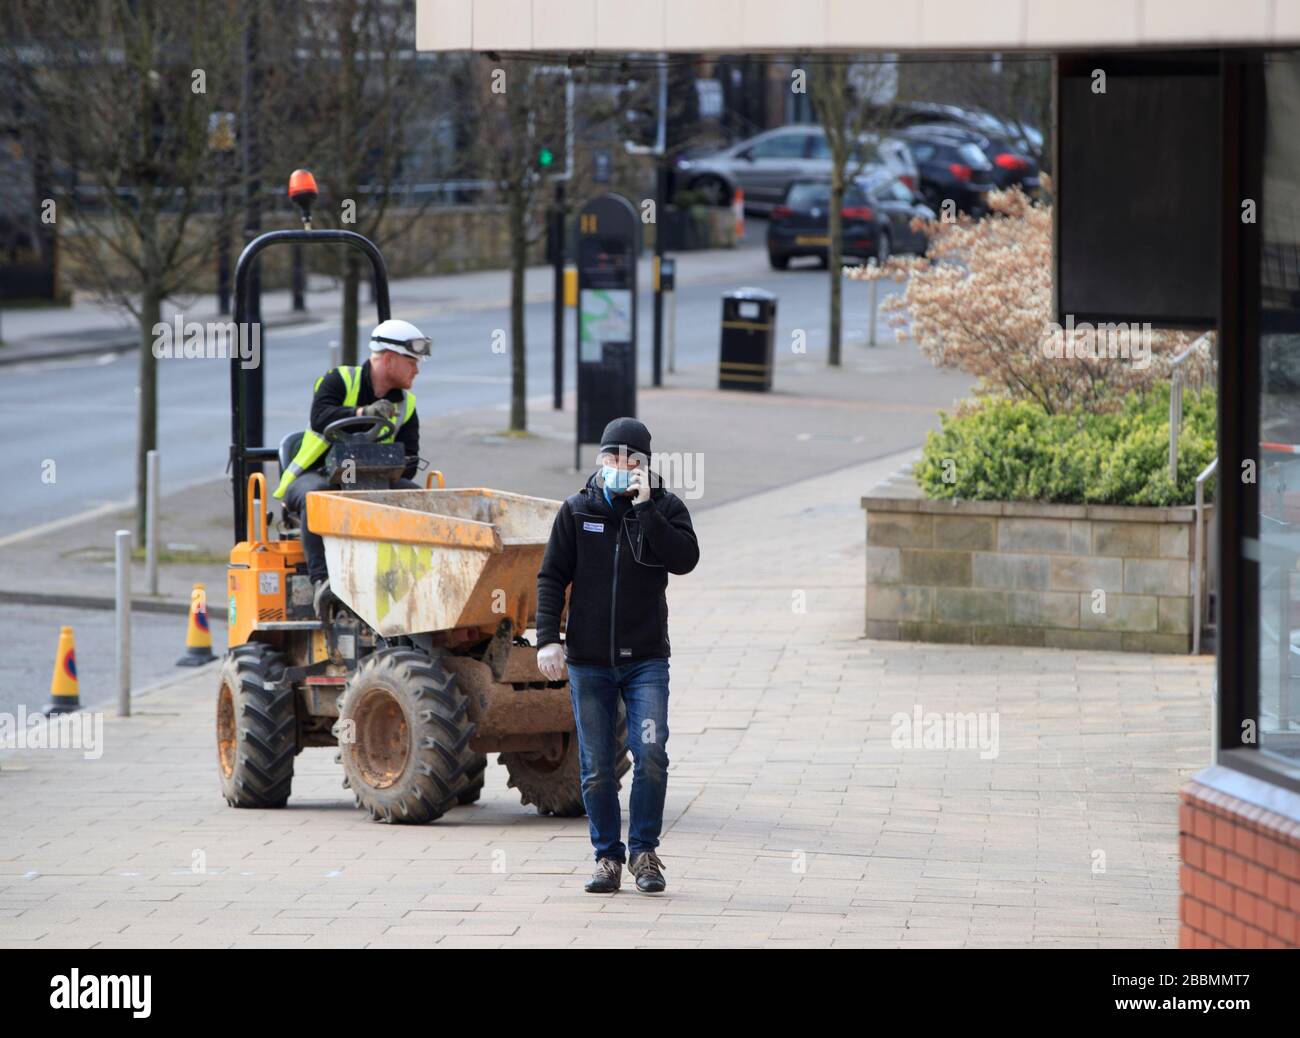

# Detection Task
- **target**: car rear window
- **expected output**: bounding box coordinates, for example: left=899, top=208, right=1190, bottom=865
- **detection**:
left=785, top=183, right=868, bottom=208
left=786, top=183, right=830, bottom=208
left=957, top=142, right=992, bottom=169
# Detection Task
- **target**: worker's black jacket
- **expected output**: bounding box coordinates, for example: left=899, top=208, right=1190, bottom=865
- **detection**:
left=310, top=359, right=420, bottom=481
left=536, top=471, right=700, bottom=665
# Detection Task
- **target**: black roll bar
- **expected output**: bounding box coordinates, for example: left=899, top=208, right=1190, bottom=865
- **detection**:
left=229, top=228, right=392, bottom=542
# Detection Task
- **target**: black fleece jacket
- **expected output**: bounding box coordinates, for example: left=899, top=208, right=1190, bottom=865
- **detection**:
left=536, top=471, right=700, bottom=665
left=309, top=359, right=420, bottom=481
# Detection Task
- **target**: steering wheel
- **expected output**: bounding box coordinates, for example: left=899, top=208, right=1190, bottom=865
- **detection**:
left=323, top=413, right=395, bottom=444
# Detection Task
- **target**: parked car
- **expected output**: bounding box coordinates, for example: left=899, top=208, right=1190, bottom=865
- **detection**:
left=911, top=122, right=1041, bottom=195
left=765, top=170, right=934, bottom=270
left=856, top=166, right=935, bottom=255
left=676, top=125, right=919, bottom=213
left=894, top=126, right=998, bottom=216
left=888, top=100, right=1044, bottom=157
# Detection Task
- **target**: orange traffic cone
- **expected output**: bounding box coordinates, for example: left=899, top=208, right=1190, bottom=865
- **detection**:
left=43, top=626, right=80, bottom=716
left=176, top=583, right=216, bottom=666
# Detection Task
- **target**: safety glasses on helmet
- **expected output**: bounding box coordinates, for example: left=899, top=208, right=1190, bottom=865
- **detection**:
left=372, top=334, right=432, bottom=359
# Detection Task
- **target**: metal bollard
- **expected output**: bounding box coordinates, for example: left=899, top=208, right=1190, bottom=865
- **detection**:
left=868, top=270, right=879, bottom=347
left=115, top=529, right=131, bottom=717
left=666, top=288, right=677, bottom=373
left=145, top=449, right=160, bottom=597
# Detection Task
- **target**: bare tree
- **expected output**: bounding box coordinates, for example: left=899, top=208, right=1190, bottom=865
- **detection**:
left=808, top=55, right=894, bottom=366
left=259, top=0, right=457, bottom=364
left=897, top=53, right=1051, bottom=166
left=466, top=56, right=570, bottom=433
left=2, top=0, right=239, bottom=544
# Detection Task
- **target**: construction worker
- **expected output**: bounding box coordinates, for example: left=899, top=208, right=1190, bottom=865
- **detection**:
left=273, top=319, right=430, bottom=615
left=535, top=417, right=700, bottom=894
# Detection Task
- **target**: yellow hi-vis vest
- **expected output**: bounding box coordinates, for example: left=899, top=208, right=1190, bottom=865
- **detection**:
left=272, top=365, right=416, bottom=498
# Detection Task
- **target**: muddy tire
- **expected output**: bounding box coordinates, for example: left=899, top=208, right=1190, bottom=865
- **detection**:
left=216, top=643, right=296, bottom=808
left=456, top=754, right=488, bottom=805
left=335, top=648, right=478, bottom=824
left=502, top=702, right=631, bottom=817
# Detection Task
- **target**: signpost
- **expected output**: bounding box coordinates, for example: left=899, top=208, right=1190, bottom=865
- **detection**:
left=574, top=193, right=639, bottom=470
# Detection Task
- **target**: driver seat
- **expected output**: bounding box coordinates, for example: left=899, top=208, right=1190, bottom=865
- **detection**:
left=277, top=430, right=305, bottom=532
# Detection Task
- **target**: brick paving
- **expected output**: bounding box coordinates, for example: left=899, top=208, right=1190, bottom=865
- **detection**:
left=0, top=448, right=1214, bottom=947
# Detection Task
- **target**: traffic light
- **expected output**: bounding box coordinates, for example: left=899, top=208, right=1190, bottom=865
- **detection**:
left=536, top=145, right=556, bottom=170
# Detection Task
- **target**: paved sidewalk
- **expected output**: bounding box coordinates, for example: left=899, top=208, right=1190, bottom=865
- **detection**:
left=0, top=447, right=1213, bottom=948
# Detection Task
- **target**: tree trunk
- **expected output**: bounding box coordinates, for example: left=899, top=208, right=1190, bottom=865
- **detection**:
left=509, top=183, right=527, bottom=432
left=341, top=250, right=360, bottom=365
left=828, top=181, right=843, bottom=366
left=135, top=287, right=161, bottom=547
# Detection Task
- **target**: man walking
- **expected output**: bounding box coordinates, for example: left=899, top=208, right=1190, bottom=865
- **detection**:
left=536, top=418, right=700, bottom=893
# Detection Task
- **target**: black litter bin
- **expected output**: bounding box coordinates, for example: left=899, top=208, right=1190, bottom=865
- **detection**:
left=718, top=287, right=777, bottom=391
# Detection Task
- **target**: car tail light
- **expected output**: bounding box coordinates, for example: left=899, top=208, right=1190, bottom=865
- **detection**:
left=899, top=175, right=916, bottom=190
left=771, top=205, right=792, bottom=220
left=995, top=153, right=1028, bottom=171
left=841, top=206, right=874, bottom=220
left=949, top=163, right=972, bottom=182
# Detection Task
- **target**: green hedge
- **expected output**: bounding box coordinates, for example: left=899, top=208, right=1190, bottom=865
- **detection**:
left=917, top=386, right=1217, bottom=507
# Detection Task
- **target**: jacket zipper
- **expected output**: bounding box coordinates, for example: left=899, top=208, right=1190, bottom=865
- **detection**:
left=609, top=536, right=620, bottom=666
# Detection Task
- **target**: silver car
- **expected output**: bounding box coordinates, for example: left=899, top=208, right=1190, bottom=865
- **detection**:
left=676, top=125, right=920, bottom=214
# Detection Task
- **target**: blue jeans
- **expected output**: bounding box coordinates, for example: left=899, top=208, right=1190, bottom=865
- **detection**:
left=567, top=657, right=670, bottom=864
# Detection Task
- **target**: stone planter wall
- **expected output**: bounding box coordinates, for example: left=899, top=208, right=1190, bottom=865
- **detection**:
left=861, top=492, right=1211, bottom=653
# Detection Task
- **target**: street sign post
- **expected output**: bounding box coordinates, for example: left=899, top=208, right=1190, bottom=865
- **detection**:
left=574, top=193, right=639, bottom=470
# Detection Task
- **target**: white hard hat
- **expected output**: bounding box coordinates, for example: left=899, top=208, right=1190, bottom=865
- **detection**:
left=369, top=318, right=431, bottom=360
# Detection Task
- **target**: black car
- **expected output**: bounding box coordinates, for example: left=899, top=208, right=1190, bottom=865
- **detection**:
left=857, top=167, right=935, bottom=256
left=886, top=100, right=1044, bottom=158
left=894, top=126, right=998, bottom=217
left=914, top=122, right=1041, bottom=195
left=766, top=173, right=934, bottom=270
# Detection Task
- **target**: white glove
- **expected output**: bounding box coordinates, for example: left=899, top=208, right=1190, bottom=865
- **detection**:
left=628, top=467, right=651, bottom=505
left=537, top=642, right=567, bottom=681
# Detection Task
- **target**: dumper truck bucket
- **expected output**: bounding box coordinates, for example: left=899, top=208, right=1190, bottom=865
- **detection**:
left=305, top=488, right=559, bottom=638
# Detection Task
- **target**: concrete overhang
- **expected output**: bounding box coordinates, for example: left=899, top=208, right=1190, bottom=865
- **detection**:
left=416, top=0, right=1300, bottom=53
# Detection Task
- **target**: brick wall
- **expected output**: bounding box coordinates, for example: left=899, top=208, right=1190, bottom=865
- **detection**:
left=1180, top=776, right=1300, bottom=948
left=861, top=495, right=1208, bottom=652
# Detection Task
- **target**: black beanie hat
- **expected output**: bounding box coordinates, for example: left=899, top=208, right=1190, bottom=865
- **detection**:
left=599, top=417, right=651, bottom=457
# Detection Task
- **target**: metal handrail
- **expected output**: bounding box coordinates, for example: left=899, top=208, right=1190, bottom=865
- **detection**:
left=1170, top=333, right=1213, bottom=482
left=1193, top=456, right=1218, bottom=655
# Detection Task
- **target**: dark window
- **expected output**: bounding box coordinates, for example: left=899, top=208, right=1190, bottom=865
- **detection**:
left=785, top=183, right=828, bottom=208
left=956, top=142, right=992, bottom=169
left=785, top=182, right=866, bottom=209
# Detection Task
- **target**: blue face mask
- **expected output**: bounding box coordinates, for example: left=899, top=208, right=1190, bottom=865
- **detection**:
left=601, top=465, right=632, bottom=492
